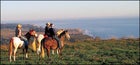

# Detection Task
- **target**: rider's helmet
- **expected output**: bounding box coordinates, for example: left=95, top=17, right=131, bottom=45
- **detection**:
left=46, top=22, right=51, bottom=26
left=17, top=24, right=22, bottom=28
left=50, top=23, right=54, bottom=27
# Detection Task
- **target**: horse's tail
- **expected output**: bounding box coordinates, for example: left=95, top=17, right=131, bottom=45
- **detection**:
left=40, top=40, right=45, bottom=58
left=32, top=37, right=36, bottom=52
left=9, top=38, right=13, bottom=55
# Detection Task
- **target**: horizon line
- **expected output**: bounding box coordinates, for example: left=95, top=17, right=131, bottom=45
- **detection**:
left=1, top=16, right=139, bottom=22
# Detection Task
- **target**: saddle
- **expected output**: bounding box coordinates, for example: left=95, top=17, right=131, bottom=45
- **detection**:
left=44, top=35, right=48, bottom=38
left=43, top=34, right=58, bottom=44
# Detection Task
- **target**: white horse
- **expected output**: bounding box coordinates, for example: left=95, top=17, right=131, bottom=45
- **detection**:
left=36, top=34, right=44, bottom=55
left=9, top=37, right=24, bottom=62
left=9, top=32, right=37, bottom=62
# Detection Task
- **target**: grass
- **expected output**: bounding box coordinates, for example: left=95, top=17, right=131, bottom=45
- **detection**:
left=0, top=39, right=139, bottom=65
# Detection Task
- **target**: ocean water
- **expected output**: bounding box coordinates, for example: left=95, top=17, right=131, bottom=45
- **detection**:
left=2, top=17, right=139, bottom=39
left=48, top=17, right=139, bottom=39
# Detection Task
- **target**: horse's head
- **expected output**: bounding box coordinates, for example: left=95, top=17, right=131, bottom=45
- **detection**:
left=29, top=29, right=38, bottom=37
left=58, top=30, right=70, bottom=40
left=64, top=30, right=71, bottom=40
left=25, top=29, right=38, bottom=41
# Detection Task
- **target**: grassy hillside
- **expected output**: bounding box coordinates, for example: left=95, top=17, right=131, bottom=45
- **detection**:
left=0, top=39, right=139, bottom=64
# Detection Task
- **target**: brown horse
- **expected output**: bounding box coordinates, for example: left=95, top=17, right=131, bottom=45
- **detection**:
left=40, top=30, right=70, bottom=58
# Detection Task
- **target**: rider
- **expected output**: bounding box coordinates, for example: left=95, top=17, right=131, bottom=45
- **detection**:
left=44, top=22, right=51, bottom=37
left=15, top=24, right=28, bottom=47
left=15, top=24, right=22, bottom=37
left=41, top=22, right=51, bottom=44
left=49, top=23, right=61, bottom=49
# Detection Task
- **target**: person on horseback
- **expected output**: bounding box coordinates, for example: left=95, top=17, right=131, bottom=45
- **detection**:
left=49, top=23, right=61, bottom=49
left=15, top=24, right=22, bottom=37
left=41, top=22, right=51, bottom=45
left=45, top=22, right=51, bottom=37
left=15, top=24, right=28, bottom=47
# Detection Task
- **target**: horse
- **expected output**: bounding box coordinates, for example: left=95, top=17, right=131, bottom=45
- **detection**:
left=9, top=37, right=25, bottom=62
left=36, top=34, right=44, bottom=55
left=8, top=29, right=37, bottom=62
left=36, top=29, right=64, bottom=55
left=40, top=30, right=70, bottom=59
left=31, top=31, right=62, bottom=56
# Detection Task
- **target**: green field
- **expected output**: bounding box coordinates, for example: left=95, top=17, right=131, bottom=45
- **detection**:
left=0, top=39, right=139, bottom=65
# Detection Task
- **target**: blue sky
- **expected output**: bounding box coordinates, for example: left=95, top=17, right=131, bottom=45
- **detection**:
left=1, top=1, right=139, bottom=21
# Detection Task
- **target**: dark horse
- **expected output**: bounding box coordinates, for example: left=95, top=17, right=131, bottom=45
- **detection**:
left=23, top=29, right=38, bottom=58
left=40, top=30, right=70, bottom=58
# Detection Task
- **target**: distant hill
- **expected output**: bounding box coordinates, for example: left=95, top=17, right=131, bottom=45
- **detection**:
left=1, top=23, right=85, bottom=35
left=1, top=23, right=93, bottom=44
left=1, top=23, right=44, bottom=32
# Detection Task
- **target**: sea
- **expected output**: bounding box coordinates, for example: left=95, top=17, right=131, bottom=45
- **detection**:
left=2, top=17, right=139, bottom=39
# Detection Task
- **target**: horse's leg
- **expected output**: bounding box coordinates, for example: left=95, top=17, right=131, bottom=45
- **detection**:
left=9, top=50, right=12, bottom=62
left=46, top=48, right=50, bottom=59
left=23, top=49, right=25, bottom=60
left=59, top=47, right=63, bottom=56
left=40, top=43, right=45, bottom=59
left=9, top=53, right=12, bottom=62
left=25, top=52, right=28, bottom=58
left=13, top=48, right=17, bottom=61
left=56, top=49, right=59, bottom=55
left=25, top=46, right=28, bottom=58
left=37, top=44, right=41, bottom=55
left=52, top=50, right=54, bottom=55
left=9, top=38, right=13, bottom=62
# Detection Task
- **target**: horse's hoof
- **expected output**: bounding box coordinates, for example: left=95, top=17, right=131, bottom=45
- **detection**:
left=48, top=58, right=51, bottom=61
left=26, top=57, right=28, bottom=59
left=32, top=50, right=34, bottom=52
left=59, top=56, right=63, bottom=59
left=60, top=53, right=62, bottom=56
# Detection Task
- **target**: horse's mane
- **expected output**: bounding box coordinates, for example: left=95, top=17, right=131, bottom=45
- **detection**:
left=58, top=30, right=68, bottom=38
left=24, top=29, right=35, bottom=41
left=25, top=32, right=31, bottom=41
left=57, top=29, right=64, bottom=35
